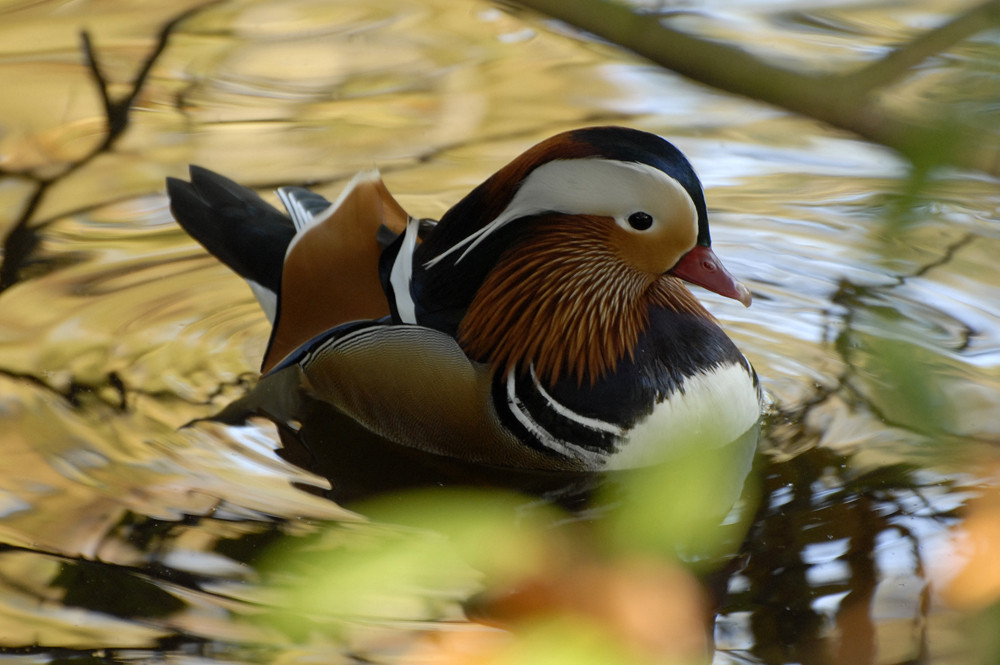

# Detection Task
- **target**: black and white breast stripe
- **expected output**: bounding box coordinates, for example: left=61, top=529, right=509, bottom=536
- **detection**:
left=488, top=335, right=761, bottom=468
left=491, top=365, right=625, bottom=466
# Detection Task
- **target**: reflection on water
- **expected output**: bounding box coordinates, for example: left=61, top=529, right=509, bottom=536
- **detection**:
left=0, top=0, right=998, bottom=662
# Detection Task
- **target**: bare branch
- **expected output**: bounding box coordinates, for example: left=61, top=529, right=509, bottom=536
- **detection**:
left=80, top=31, right=116, bottom=127
left=512, top=0, right=1000, bottom=176
left=0, top=2, right=221, bottom=293
left=846, top=0, right=1000, bottom=93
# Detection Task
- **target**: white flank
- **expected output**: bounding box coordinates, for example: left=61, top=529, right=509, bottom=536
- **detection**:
left=388, top=216, right=422, bottom=324
left=609, top=362, right=761, bottom=470
left=425, top=158, right=696, bottom=267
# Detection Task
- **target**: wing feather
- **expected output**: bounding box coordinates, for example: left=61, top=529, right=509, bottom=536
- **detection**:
left=262, top=173, right=411, bottom=371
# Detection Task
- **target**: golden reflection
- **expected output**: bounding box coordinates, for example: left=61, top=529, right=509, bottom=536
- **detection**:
left=0, top=0, right=997, bottom=661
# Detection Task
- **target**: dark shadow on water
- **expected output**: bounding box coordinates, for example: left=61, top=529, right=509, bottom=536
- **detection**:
left=272, top=397, right=610, bottom=511
left=721, top=434, right=958, bottom=664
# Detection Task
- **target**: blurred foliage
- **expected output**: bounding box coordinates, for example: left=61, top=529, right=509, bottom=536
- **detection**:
left=856, top=326, right=956, bottom=437
left=854, top=170, right=1000, bottom=664
left=258, top=440, right=758, bottom=663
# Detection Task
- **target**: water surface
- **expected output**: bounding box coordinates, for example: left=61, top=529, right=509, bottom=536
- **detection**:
left=0, top=0, right=998, bottom=662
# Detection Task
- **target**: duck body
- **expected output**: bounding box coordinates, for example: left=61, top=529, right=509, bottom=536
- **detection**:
left=167, top=126, right=762, bottom=472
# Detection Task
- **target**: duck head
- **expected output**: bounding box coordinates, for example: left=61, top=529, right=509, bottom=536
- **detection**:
left=392, top=126, right=751, bottom=385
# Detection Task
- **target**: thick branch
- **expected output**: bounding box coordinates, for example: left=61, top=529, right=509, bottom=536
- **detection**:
left=513, top=0, right=1000, bottom=176
left=847, top=0, right=1000, bottom=92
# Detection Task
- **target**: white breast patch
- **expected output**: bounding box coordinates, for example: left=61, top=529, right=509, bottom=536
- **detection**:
left=610, top=362, right=761, bottom=470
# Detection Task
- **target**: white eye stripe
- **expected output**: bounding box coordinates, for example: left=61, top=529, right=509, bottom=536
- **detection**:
left=425, top=158, right=696, bottom=267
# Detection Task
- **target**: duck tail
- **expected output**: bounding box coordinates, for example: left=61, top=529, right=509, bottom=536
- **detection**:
left=167, top=166, right=295, bottom=319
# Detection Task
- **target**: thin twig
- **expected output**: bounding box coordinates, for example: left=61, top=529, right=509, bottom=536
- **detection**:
left=0, top=2, right=220, bottom=293
left=79, top=31, right=116, bottom=127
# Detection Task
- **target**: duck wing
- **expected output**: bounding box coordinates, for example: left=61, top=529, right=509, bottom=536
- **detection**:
left=167, top=167, right=413, bottom=372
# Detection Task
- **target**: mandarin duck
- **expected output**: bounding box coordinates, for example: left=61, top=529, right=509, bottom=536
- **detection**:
left=167, top=126, right=761, bottom=473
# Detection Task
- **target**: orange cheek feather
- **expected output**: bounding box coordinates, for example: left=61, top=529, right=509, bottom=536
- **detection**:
left=458, top=215, right=711, bottom=387
left=606, top=217, right=695, bottom=278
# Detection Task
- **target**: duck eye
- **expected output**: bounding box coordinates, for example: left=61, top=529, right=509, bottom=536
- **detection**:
left=627, top=211, right=653, bottom=231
